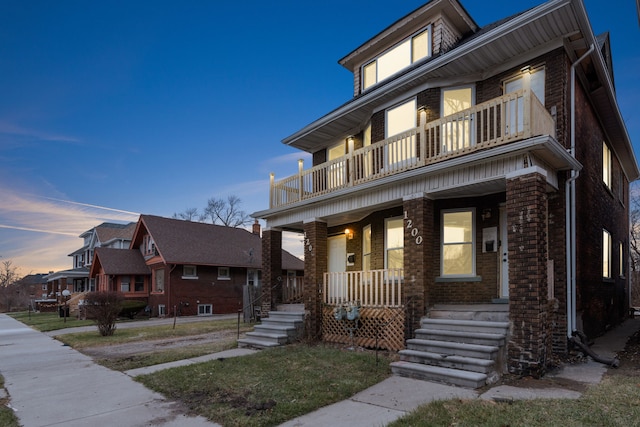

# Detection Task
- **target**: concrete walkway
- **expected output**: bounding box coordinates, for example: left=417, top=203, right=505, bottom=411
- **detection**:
left=0, top=314, right=223, bottom=427
left=2, top=313, right=639, bottom=427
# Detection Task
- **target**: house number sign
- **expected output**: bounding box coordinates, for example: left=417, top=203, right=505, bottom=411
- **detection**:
left=304, top=232, right=312, bottom=252
left=404, top=211, right=423, bottom=245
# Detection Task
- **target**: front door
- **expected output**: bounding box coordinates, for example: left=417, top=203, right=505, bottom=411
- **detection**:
left=499, top=206, right=509, bottom=298
left=328, top=235, right=347, bottom=299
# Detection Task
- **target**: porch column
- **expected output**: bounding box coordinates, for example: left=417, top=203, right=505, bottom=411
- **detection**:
left=261, top=227, right=282, bottom=317
left=303, top=219, right=327, bottom=341
left=506, top=168, right=550, bottom=376
left=403, top=194, right=434, bottom=339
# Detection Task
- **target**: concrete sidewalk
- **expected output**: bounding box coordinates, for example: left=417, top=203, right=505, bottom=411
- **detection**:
left=2, top=313, right=639, bottom=427
left=0, top=314, right=221, bottom=427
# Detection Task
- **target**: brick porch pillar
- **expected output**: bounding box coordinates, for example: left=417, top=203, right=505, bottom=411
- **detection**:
left=403, top=194, right=434, bottom=340
left=506, top=168, right=550, bottom=376
left=261, top=227, right=282, bottom=318
left=303, top=219, right=327, bottom=341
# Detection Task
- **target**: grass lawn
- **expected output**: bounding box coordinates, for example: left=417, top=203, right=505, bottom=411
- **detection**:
left=0, top=375, right=20, bottom=427
left=56, top=319, right=250, bottom=348
left=8, top=311, right=96, bottom=331
left=388, top=375, right=640, bottom=426
left=136, top=344, right=392, bottom=427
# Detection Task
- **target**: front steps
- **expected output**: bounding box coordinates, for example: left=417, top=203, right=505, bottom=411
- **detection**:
left=391, top=304, right=510, bottom=389
left=238, top=310, right=305, bottom=350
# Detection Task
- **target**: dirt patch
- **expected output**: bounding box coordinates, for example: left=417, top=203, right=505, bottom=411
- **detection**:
left=81, top=330, right=238, bottom=360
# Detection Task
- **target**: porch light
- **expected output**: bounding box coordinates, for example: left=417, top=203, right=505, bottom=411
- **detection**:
left=345, top=228, right=354, bottom=240
left=520, top=65, right=531, bottom=73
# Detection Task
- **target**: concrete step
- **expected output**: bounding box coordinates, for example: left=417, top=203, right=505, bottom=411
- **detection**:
left=242, top=331, right=289, bottom=345
left=267, top=311, right=305, bottom=323
left=406, top=339, right=499, bottom=360
left=421, top=318, right=509, bottom=335
left=415, top=328, right=506, bottom=347
left=237, top=337, right=282, bottom=350
left=390, top=360, right=487, bottom=389
left=253, top=323, right=298, bottom=338
left=276, top=304, right=305, bottom=312
left=398, top=349, right=495, bottom=373
left=429, top=304, right=509, bottom=322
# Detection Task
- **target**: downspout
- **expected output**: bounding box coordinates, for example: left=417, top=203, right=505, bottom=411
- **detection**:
left=566, top=43, right=594, bottom=338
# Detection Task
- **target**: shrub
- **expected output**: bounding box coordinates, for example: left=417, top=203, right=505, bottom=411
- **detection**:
left=84, top=291, right=125, bottom=336
left=119, top=300, right=147, bottom=319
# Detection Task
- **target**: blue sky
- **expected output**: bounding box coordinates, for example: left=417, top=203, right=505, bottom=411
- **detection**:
left=1, top=0, right=638, bottom=275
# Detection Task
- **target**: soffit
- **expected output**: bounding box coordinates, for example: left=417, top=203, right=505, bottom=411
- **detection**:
left=285, top=0, right=639, bottom=182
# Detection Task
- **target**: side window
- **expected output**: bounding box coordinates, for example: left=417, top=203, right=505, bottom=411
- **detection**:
left=603, top=142, right=612, bottom=189
left=363, top=224, right=372, bottom=271
left=603, top=230, right=611, bottom=279
left=385, top=217, right=404, bottom=270
left=153, top=269, right=165, bottom=293
left=218, top=267, right=230, bottom=280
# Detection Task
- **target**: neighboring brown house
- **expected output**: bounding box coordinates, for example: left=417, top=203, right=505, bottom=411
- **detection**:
left=253, top=0, right=639, bottom=386
left=90, top=214, right=303, bottom=317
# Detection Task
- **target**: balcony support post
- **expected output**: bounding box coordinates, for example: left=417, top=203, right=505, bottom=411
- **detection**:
left=402, top=193, right=434, bottom=340
left=303, top=219, right=327, bottom=341
left=298, top=159, right=304, bottom=202
left=419, top=110, right=427, bottom=166
left=261, top=227, right=283, bottom=318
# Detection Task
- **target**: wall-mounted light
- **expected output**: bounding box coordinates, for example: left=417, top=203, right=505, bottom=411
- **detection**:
left=344, top=228, right=354, bottom=240
left=520, top=65, right=531, bottom=73
left=482, top=209, right=492, bottom=221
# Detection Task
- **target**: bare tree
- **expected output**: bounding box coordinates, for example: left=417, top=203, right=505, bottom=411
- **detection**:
left=203, top=195, right=251, bottom=227
left=172, top=207, right=202, bottom=222
left=0, top=260, right=20, bottom=312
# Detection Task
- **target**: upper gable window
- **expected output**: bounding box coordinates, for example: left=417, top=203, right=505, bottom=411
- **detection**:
left=362, top=27, right=432, bottom=91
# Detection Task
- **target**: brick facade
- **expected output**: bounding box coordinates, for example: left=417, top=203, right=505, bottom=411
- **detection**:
left=303, top=220, right=327, bottom=340
left=261, top=228, right=282, bottom=317
left=506, top=170, right=550, bottom=376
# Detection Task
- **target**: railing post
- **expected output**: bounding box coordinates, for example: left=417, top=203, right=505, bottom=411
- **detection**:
left=298, top=159, right=304, bottom=202
left=347, top=137, right=355, bottom=186
left=269, top=172, right=275, bottom=209
left=523, top=89, right=531, bottom=137
left=419, top=110, right=427, bottom=166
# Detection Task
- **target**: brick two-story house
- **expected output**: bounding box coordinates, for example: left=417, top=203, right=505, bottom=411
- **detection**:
left=254, top=0, right=638, bottom=386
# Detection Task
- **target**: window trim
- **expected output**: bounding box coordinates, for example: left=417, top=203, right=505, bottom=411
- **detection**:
left=603, top=229, right=612, bottom=279
left=440, top=208, right=476, bottom=278
left=218, top=266, right=230, bottom=280
left=362, top=25, right=432, bottom=91
left=603, top=142, right=612, bottom=190
left=363, top=224, right=372, bottom=271
left=182, top=265, right=198, bottom=279
left=384, top=217, right=404, bottom=270
left=198, top=304, right=213, bottom=316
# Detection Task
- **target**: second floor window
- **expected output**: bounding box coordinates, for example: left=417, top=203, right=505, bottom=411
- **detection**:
left=363, top=27, right=431, bottom=91
left=218, top=267, right=230, bottom=280
left=603, top=142, right=612, bottom=189
left=183, top=265, right=197, bottom=278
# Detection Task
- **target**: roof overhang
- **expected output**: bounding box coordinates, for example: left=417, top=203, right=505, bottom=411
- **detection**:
left=283, top=0, right=638, bottom=181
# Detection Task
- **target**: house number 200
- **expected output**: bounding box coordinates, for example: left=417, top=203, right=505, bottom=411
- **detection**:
left=404, top=211, right=423, bottom=245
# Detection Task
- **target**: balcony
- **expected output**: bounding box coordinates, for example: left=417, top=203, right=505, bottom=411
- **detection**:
left=269, top=90, right=555, bottom=209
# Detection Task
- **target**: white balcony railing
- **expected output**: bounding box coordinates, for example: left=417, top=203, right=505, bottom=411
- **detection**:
left=323, top=269, right=403, bottom=308
left=269, top=90, right=554, bottom=209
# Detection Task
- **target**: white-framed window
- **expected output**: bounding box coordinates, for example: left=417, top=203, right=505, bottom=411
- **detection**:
left=386, top=98, right=417, bottom=139
left=603, top=142, right=612, bottom=189
left=362, top=26, right=431, bottom=90
left=603, top=229, right=611, bottom=279
left=153, top=269, right=165, bottom=292
left=120, top=276, right=130, bottom=292
left=441, top=86, right=474, bottom=152
left=385, top=217, right=404, bottom=270
left=363, top=224, right=372, bottom=271
left=182, top=265, right=198, bottom=279
left=619, top=241, right=624, bottom=278
left=158, top=304, right=166, bottom=317
left=218, top=267, right=230, bottom=280
left=504, top=67, right=545, bottom=135
left=198, top=304, right=213, bottom=316
left=442, top=209, right=475, bottom=276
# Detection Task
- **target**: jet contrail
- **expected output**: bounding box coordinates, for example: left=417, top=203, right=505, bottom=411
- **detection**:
left=0, top=224, right=79, bottom=236
left=34, top=195, right=140, bottom=217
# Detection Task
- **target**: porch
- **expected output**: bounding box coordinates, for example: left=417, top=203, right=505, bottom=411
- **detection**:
left=269, top=89, right=554, bottom=209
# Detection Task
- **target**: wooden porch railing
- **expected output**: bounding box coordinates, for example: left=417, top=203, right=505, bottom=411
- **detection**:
left=269, top=90, right=554, bottom=208
left=323, top=269, right=403, bottom=308
left=282, top=276, right=304, bottom=303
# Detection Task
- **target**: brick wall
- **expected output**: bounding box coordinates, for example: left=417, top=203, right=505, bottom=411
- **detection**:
left=506, top=171, right=550, bottom=376
left=261, top=228, right=282, bottom=317
left=303, top=220, right=327, bottom=340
